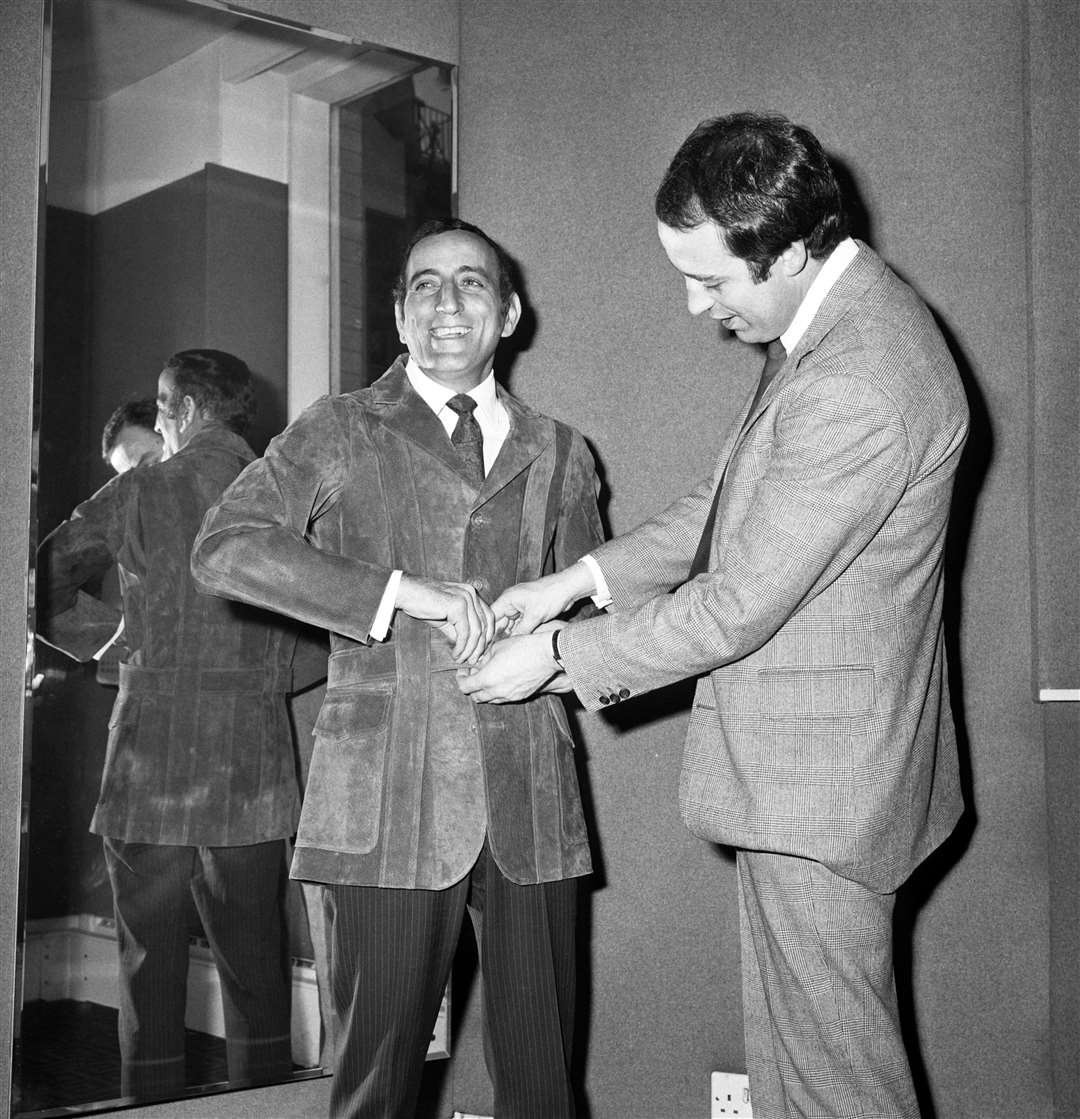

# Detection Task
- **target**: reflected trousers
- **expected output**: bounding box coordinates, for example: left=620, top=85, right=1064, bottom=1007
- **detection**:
left=103, top=837, right=293, bottom=1100
left=322, top=841, right=578, bottom=1119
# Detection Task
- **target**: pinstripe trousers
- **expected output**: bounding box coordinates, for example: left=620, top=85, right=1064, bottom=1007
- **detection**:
left=321, top=842, right=578, bottom=1119
left=103, top=837, right=293, bottom=1099
left=736, top=850, right=920, bottom=1119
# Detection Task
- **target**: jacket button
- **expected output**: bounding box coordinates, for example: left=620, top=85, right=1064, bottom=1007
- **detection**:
left=618, top=687, right=630, bottom=699
left=598, top=694, right=610, bottom=705
left=471, top=511, right=487, bottom=526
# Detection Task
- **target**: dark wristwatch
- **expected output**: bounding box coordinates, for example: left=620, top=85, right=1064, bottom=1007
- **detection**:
left=550, top=628, right=564, bottom=668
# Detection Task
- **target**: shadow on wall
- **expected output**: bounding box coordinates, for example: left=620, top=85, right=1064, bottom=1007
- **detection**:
left=894, top=310, right=991, bottom=1119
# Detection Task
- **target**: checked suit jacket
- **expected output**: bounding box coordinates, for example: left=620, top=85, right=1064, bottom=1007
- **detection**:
left=560, top=242, right=970, bottom=893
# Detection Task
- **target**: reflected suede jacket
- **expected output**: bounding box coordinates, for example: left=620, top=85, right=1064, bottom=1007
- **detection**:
left=192, top=358, right=604, bottom=889
left=37, top=424, right=302, bottom=847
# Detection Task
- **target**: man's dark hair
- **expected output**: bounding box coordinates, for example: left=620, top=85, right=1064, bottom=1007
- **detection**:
left=160, top=349, right=255, bottom=435
left=655, top=111, right=848, bottom=282
left=392, top=217, right=518, bottom=313
left=101, top=398, right=158, bottom=461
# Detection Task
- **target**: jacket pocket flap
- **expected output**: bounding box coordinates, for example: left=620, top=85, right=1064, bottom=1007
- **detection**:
left=759, top=666, right=874, bottom=716
left=314, top=688, right=392, bottom=740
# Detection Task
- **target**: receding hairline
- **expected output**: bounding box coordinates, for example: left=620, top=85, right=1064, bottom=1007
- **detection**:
left=400, top=230, right=503, bottom=291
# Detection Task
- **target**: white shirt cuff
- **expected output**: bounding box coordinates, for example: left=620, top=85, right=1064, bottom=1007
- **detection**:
left=580, top=554, right=612, bottom=609
left=93, top=618, right=126, bottom=661
left=369, top=570, right=402, bottom=641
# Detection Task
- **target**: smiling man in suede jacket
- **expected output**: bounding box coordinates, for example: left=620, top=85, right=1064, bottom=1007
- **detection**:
left=192, top=219, right=603, bottom=1119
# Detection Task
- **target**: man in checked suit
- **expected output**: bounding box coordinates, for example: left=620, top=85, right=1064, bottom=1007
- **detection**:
left=460, top=113, right=969, bottom=1118
left=192, top=219, right=603, bottom=1118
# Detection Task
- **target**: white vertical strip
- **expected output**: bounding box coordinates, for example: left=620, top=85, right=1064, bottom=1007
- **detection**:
left=287, top=92, right=333, bottom=421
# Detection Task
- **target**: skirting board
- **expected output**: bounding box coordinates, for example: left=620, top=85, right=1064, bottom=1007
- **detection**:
left=22, top=914, right=450, bottom=1064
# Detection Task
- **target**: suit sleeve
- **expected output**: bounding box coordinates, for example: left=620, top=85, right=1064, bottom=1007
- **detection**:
left=36, top=477, right=127, bottom=660
left=191, top=397, right=394, bottom=642
left=560, top=372, right=913, bottom=709
left=588, top=473, right=716, bottom=608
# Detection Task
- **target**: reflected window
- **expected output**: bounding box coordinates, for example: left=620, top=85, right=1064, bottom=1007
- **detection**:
left=335, top=65, right=455, bottom=392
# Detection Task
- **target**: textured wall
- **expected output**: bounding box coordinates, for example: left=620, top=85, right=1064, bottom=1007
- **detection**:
left=457, top=1, right=1064, bottom=1117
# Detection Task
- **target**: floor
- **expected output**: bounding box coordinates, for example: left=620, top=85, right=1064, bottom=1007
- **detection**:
left=12, top=999, right=228, bottom=1116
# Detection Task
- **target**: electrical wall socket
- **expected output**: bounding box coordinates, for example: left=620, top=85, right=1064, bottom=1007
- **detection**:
left=711, top=1071, right=753, bottom=1118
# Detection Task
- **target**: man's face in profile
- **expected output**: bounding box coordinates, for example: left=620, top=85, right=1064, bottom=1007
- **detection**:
left=107, top=424, right=163, bottom=474
left=395, top=229, right=521, bottom=392
left=657, top=219, right=804, bottom=345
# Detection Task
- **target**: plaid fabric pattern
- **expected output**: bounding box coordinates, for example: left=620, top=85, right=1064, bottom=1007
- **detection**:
left=562, top=243, right=969, bottom=894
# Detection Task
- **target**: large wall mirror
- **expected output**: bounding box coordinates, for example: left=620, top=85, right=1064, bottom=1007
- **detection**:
left=15, top=1, right=454, bottom=1114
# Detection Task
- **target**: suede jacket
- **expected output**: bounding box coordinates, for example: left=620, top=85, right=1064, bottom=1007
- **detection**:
left=192, top=359, right=604, bottom=889
left=37, top=424, right=302, bottom=846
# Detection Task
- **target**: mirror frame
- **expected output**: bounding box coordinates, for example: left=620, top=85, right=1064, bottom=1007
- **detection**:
left=0, top=1, right=458, bottom=1116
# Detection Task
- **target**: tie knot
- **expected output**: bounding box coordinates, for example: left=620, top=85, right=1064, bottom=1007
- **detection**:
left=446, top=393, right=477, bottom=418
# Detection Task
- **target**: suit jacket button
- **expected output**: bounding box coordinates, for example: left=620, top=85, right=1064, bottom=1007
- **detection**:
left=471, top=511, right=487, bottom=526
left=598, top=694, right=610, bottom=705
left=618, top=687, right=630, bottom=699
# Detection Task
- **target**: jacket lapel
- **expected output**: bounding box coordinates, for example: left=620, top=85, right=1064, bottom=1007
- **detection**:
left=366, top=357, right=552, bottom=497
left=481, top=388, right=552, bottom=498
left=741, top=241, right=886, bottom=430
left=369, top=357, right=474, bottom=481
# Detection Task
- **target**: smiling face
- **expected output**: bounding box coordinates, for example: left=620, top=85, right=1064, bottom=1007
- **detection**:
left=394, top=229, right=521, bottom=391
left=657, top=219, right=810, bottom=345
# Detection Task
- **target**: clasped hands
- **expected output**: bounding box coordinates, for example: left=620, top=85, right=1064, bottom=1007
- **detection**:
left=396, top=564, right=592, bottom=703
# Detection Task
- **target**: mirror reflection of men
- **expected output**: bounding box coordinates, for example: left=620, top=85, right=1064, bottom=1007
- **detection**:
left=101, top=398, right=165, bottom=475
left=192, top=219, right=604, bottom=1119
left=37, top=349, right=302, bottom=1100
left=460, top=112, right=970, bottom=1118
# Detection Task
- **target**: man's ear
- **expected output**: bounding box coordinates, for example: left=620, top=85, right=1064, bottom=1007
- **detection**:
left=778, top=240, right=810, bottom=276
left=500, top=292, right=523, bottom=339
left=178, top=395, right=198, bottom=432
left=394, top=301, right=408, bottom=345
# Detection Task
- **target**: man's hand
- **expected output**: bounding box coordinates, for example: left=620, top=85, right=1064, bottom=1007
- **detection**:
left=493, top=561, right=596, bottom=636
left=395, top=575, right=495, bottom=663
left=457, top=627, right=571, bottom=704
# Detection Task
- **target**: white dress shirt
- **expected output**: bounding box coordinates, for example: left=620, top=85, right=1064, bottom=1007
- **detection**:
left=583, top=237, right=859, bottom=605
left=369, top=359, right=510, bottom=640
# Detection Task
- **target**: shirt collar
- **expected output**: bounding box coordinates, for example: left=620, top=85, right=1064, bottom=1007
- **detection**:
left=405, top=357, right=500, bottom=423
left=780, top=237, right=858, bottom=353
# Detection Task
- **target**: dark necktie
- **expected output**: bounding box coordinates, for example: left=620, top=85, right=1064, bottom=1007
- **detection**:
left=687, top=339, right=786, bottom=579
left=446, top=393, right=485, bottom=487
